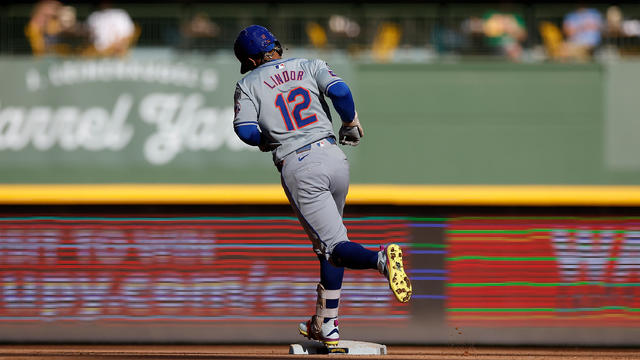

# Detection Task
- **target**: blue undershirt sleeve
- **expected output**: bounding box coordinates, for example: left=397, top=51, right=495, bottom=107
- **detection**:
left=326, top=81, right=356, bottom=124
left=234, top=123, right=262, bottom=146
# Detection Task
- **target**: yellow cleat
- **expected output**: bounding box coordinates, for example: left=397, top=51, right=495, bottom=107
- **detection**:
left=379, top=244, right=412, bottom=303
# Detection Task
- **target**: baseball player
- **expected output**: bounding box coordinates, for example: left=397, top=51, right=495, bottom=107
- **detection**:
left=232, top=25, right=411, bottom=346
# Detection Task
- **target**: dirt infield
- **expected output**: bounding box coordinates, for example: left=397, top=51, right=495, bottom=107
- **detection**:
left=1, top=345, right=639, bottom=360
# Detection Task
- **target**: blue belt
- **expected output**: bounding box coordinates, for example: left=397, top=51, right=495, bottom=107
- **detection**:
left=295, top=137, right=336, bottom=154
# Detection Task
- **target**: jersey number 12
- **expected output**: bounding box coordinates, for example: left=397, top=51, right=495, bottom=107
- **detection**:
left=274, top=87, right=318, bottom=131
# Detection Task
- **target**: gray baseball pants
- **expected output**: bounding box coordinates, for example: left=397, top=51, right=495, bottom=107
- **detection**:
left=279, top=137, right=350, bottom=259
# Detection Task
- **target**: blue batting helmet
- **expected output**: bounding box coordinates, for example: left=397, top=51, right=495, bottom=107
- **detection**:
left=234, top=25, right=282, bottom=74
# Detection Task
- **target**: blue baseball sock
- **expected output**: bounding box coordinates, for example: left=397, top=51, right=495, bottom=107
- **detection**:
left=319, top=254, right=344, bottom=290
left=318, top=255, right=343, bottom=322
left=330, top=241, right=378, bottom=270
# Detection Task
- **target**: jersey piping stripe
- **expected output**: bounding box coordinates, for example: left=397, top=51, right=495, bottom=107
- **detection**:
left=234, top=121, right=259, bottom=126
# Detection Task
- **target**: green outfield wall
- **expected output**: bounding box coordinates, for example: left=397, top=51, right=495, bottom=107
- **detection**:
left=1, top=56, right=640, bottom=188
left=354, top=62, right=604, bottom=184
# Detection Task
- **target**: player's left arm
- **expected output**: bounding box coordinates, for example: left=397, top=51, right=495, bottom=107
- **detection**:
left=326, top=82, right=355, bottom=124
left=326, top=82, right=363, bottom=146
left=312, top=61, right=364, bottom=145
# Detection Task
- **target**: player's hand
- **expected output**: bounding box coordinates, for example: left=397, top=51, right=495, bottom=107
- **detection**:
left=258, top=135, right=278, bottom=152
left=259, top=142, right=279, bottom=152
left=339, top=112, right=364, bottom=146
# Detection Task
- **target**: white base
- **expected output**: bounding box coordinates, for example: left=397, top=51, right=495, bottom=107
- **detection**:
left=289, top=340, right=387, bottom=355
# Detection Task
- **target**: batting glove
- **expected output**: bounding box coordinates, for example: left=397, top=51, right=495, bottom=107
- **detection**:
left=339, top=112, right=364, bottom=146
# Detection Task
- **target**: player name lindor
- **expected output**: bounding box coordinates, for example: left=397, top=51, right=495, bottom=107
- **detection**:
left=263, top=70, right=305, bottom=89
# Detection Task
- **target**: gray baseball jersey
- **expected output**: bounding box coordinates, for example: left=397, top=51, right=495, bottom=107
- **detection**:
left=233, top=57, right=351, bottom=257
left=234, top=58, right=343, bottom=163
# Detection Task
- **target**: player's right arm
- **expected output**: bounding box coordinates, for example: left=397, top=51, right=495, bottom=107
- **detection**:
left=233, top=83, right=265, bottom=147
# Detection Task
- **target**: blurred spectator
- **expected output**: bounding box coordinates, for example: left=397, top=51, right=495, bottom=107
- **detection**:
left=604, top=6, right=640, bottom=41
left=372, top=22, right=401, bottom=62
left=482, top=10, right=527, bottom=61
left=539, top=21, right=565, bottom=60
left=328, top=15, right=360, bottom=39
left=306, top=21, right=328, bottom=49
left=458, top=16, right=486, bottom=55
left=25, top=0, right=62, bottom=56
left=562, top=6, right=604, bottom=61
left=327, top=15, right=361, bottom=53
left=55, top=5, right=90, bottom=55
left=178, top=12, right=219, bottom=52
left=433, top=22, right=467, bottom=55
left=85, top=1, right=138, bottom=57
left=606, top=5, right=624, bottom=37
left=601, top=6, right=640, bottom=56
